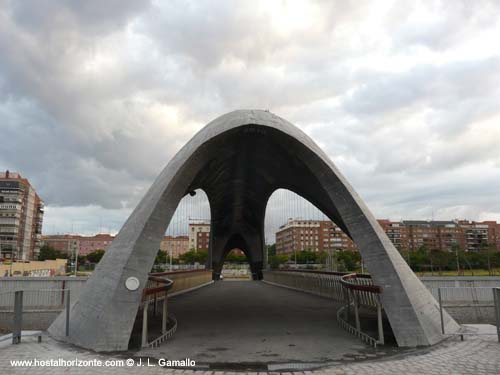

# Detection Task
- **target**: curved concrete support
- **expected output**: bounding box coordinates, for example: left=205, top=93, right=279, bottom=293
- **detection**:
left=48, top=110, right=459, bottom=351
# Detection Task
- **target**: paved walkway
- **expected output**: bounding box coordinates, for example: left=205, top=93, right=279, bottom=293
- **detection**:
left=138, top=280, right=377, bottom=364
left=0, top=280, right=499, bottom=374
left=1, top=332, right=499, bottom=374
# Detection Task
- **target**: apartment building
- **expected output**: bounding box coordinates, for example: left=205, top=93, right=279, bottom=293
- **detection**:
left=160, top=235, right=189, bottom=257
left=43, top=233, right=115, bottom=256
left=0, top=171, right=44, bottom=260
left=276, top=218, right=500, bottom=256
left=275, top=219, right=356, bottom=256
left=188, top=222, right=211, bottom=251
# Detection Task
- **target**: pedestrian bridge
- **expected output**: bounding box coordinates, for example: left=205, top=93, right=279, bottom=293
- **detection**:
left=132, top=269, right=396, bottom=368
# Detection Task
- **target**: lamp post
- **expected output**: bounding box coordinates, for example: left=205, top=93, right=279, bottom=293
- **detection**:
left=169, top=248, right=173, bottom=272
left=74, top=245, right=79, bottom=276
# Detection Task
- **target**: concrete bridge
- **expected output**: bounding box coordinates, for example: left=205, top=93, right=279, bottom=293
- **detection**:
left=136, top=278, right=391, bottom=367
left=47, top=110, right=459, bottom=351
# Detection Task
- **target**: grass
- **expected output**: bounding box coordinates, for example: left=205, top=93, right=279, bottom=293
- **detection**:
left=415, top=268, right=500, bottom=277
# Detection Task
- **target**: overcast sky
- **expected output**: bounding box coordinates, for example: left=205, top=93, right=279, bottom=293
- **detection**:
left=1, top=0, right=499, bottom=239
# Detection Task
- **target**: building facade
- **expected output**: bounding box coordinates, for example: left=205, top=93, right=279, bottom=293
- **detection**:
left=188, top=222, right=211, bottom=251
left=0, top=171, right=44, bottom=260
left=276, top=218, right=500, bottom=256
left=275, top=219, right=356, bottom=256
left=43, top=233, right=115, bottom=257
left=160, top=235, right=189, bottom=257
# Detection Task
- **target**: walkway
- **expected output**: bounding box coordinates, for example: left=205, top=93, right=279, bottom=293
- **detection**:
left=139, top=280, right=375, bottom=365
left=1, top=280, right=499, bottom=374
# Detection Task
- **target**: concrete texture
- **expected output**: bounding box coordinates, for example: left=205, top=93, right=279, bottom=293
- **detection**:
left=2, top=327, right=499, bottom=374
left=138, top=280, right=375, bottom=364
left=49, top=110, right=459, bottom=351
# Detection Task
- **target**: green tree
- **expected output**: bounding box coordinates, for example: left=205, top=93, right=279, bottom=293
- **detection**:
left=268, top=254, right=288, bottom=269
left=267, top=244, right=276, bottom=257
left=225, top=250, right=248, bottom=263
left=336, top=251, right=360, bottom=271
left=179, top=249, right=208, bottom=264
left=155, top=249, right=167, bottom=264
left=86, top=249, right=105, bottom=264
left=295, top=250, right=317, bottom=264
left=38, top=244, right=68, bottom=261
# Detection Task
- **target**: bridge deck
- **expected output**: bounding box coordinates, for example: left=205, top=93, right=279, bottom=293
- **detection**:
left=137, top=280, right=384, bottom=365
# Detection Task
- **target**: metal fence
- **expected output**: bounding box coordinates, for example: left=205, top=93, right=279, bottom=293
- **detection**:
left=0, top=289, right=69, bottom=312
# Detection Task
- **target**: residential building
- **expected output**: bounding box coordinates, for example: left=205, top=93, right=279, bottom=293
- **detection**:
left=0, top=171, right=44, bottom=260
left=275, top=219, right=356, bottom=256
left=188, top=222, right=211, bottom=251
left=160, top=235, right=189, bottom=257
left=377, top=219, right=408, bottom=251
left=43, top=233, right=115, bottom=256
left=78, top=234, right=115, bottom=255
left=457, top=220, right=496, bottom=252
left=276, top=218, right=500, bottom=257
left=402, top=220, right=465, bottom=252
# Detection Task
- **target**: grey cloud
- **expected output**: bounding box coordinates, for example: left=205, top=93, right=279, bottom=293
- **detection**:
left=0, top=1, right=499, bottom=236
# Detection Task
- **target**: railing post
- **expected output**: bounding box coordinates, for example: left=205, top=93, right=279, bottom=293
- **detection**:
left=493, top=287, right=500, bottom=343
left=65, top=289, right=70, bottom=337
left=377, top=295, right=384, bottom=345
left=354, top=291, right=361, bottom=332
left=344, top=287, right=350, bottom=321
left=162, top=295, right=168, bottom=334
left=12, top=291, right=23, bottom=344
left=142, top=301, right=149, bottom=348
left=438, top=288, right=444, bottom=334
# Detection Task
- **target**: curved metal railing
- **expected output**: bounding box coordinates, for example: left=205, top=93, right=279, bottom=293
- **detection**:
left=140, top=274, right=176, bottom=348
left=263, top=269, right=385, bottom=347
left=338, top=273, right=384, bottom=347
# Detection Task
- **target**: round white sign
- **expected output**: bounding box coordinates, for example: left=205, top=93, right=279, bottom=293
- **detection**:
left=125, top=276, right=140, bottom=291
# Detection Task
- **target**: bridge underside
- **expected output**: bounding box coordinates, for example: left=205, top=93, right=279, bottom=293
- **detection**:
left=48, top=110, right=459, bottom=351
left=190, top=125, right=350, bottom=281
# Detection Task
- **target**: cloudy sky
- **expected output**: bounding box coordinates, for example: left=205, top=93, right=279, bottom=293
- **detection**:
left=1, top=0, right=499, bottom=239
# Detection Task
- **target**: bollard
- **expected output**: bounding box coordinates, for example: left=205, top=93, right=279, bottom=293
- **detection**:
left=65, top=289, right=70, bottom=337
left=438, top=288, right=444, bottom=334
left=162, top=296, right=168, bottom=334
left=377, top=295, right=384, bottom=345
left=12, top=291, right=23, bottom=344
left=494, top=288, right=500, bottom=343
left=142, top=301, right=149, bottom=348
left=353, top=292, right=361, bottom=332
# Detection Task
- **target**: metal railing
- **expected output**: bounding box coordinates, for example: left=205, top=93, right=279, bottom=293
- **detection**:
left=436, top=286, right=500, bottom=341
left=263, top=270, right=384, bottom=347
left=140, top=274, right=176, bottom=348
left=2, top=289, right=71, bottom=344
left=338, top=273, right=384, bottom=347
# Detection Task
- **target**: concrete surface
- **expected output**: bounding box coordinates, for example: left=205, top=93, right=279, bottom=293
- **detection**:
left=48, top=110, right=458, bottom=351
left=1, top=326, right=499, bottom=374
left=138, top=280, right=380, bottom=364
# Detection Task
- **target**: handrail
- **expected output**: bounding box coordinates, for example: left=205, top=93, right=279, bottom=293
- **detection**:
left=149, top=269, right=208, bottom=276
left=273, top=268, right=372, bottom=278
left=140, top=274, right=176, bottom=348
left=142, top=276, right=174, bottom=298
left=340, top=273, right=383, bottom=294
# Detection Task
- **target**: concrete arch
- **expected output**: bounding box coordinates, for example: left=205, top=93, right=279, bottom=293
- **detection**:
left=49, top=110, right=459, bottom=351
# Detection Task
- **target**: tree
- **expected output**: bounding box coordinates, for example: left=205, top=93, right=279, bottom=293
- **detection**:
left=225, top=250, right=248, bottom=263
left=268, top=254, right=288, bottom=269
left=267, top=244, right=276, bottom=257
left=38, top=244, right=68, bottom=261
left=336, top=251, right=360, bottom=271
left=86, top=249, right=105, bottom=264
left=295, top=250, right=317, bottom=264
left=155, top=249, right=167, bottom=265
left=179, top=249, right=208, bottom=264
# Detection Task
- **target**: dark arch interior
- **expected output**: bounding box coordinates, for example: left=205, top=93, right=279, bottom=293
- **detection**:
left=181, top=125, right=352, bottom=280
